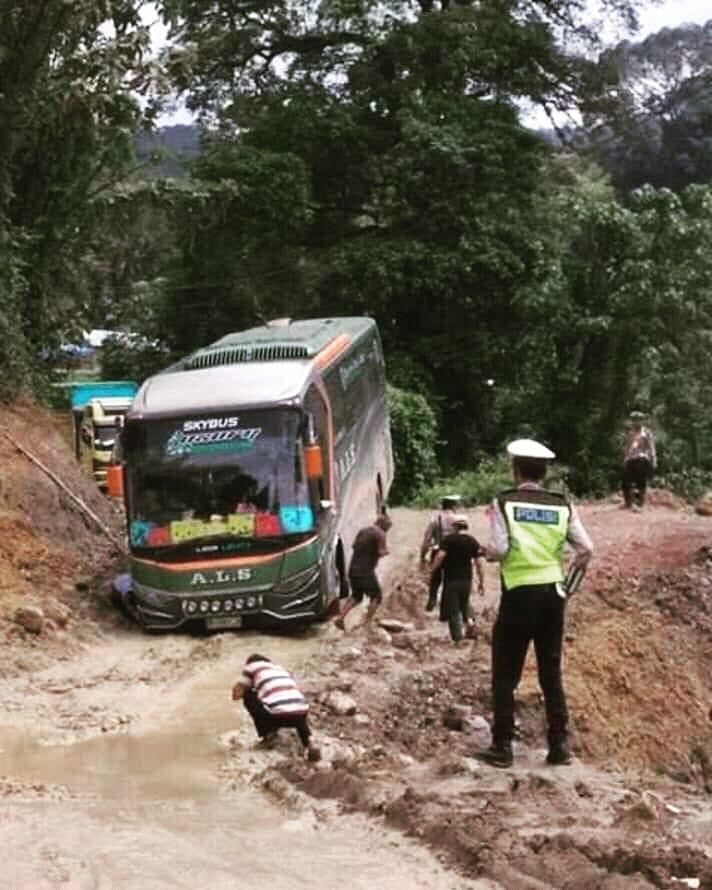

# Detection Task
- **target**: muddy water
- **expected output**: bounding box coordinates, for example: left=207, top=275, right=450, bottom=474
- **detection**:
left=0, top=630, right=477, bottom=888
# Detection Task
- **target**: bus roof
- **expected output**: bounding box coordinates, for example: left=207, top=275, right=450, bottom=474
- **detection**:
left=176, top=317, right=375, bottom=372
left=130, top=360, right=313, bottom=419
left=130, top=317, right=377, bottom=420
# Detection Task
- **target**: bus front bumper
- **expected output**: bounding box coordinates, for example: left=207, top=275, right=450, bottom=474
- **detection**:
left=127, top=579, right=323, bottom=631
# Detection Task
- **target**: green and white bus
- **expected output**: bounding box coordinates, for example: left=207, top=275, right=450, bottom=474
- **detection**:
left=118, top=317, right=393, bottom=631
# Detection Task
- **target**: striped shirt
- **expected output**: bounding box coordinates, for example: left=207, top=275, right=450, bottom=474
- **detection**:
left=242, top=659, right=309, bottom=717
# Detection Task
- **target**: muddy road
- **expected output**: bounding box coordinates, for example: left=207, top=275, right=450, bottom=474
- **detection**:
left=0, top=620, right=480, bottom=888
left=0, top=407, right=711, bottom=889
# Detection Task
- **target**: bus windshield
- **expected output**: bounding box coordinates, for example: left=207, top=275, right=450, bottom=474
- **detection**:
left=123, top=410, right=315, bottom=553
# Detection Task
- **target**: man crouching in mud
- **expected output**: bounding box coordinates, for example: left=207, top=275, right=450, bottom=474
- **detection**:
left=232, top=654, right=321, bottom=762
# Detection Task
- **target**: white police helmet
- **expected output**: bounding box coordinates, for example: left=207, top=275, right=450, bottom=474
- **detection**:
left=506, top=439, right=556, bottom=460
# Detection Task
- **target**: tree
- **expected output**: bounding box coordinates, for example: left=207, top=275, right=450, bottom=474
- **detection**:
left=155, top=0, right=642, bottom=464
left=0, top=1, right=155, bottom=399
left=588, top=21, right=712, bottom=191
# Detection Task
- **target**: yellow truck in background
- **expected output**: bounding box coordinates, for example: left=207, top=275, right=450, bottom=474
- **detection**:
left=80, top=397, right=134, bottom=489
left=67, top=382, right=137, bottom=490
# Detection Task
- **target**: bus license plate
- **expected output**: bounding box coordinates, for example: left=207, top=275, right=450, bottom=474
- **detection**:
left=206, top=615, right=243, bottom=630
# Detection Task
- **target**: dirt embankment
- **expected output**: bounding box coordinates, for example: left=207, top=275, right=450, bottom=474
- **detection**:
left=0, top=401, right=127, bottom=668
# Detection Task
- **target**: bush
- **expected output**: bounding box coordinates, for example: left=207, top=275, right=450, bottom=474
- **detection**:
left=100, top=335, right=170, bottom=384
left=386, top=383, right=439, bottom=503
left=413, top=456, right=511, bottom=508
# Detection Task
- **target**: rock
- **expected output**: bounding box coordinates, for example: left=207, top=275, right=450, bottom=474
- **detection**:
left=443, top=704, right=471, bottom=731
left=694, top=491, right=712, bottom=516
left=372, top=627, right=392, bottom=646
left=619, top=791, right=664, bottom=822
left=575, top=780, right=594, bottom=799
left=75, top=577, right=92, bottom=592
left=42, top=598, right=71, bottom=628
left=466, top=714, right=491, bottom=746
left=324, top=690, right=358, bottom=716
left=390, top=633, right=414, bottom=650
left=354, top=714, right=371, bottom=726
left=378, top=619, right=414, bottom=633
left=397, top=753, right=415, bottom=767
left=14, top=604, right=45, bottom=634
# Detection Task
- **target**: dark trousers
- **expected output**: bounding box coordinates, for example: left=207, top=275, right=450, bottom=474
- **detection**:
left=243, top=689, right=311, bottom=747
left=428, top=563, right=442, bottom=607
left=622, top=457, right=650, bottom=507
left=491, top=583, right=568, bottom=747
left=441, top=579, right=473, bottom=641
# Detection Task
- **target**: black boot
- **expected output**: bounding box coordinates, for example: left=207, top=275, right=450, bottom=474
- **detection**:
left=477, top=742, right=513, bottom=769
left=546, top=739, right=571, bottom=766
left=425, top=594, right=437, bottom=612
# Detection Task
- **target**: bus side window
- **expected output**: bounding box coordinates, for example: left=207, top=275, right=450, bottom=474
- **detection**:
left=304, top=385, right=331, bottom=503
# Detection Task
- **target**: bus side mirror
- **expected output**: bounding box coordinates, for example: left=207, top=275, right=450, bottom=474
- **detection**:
left=304, top=443, right=323, bottom=480
left=319, top=499, right=334, bottom=512
left=107, top=464, right=124, bottom=499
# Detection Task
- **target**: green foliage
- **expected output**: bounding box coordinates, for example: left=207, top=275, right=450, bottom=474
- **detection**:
left=100, top=336, right=170, bottom=385
left=414, top=456, right=512, bottom=509
left=0, top=0, right=154, bottom=399
left=386, top=384, right=438, bottom=504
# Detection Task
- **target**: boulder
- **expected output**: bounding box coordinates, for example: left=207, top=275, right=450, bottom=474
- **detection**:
left=372, top=627, right=392, bottom=646
left=324, top=690, right=358, bottom=716
left=695, top=491, right=712, bottom=516
left=42, top=598, right=71, bottom=628
left=378, top=619, right=414, bottom=634
left=443, top=704, right=472, bottom=731
left=14, top=604, right=45, bottom=634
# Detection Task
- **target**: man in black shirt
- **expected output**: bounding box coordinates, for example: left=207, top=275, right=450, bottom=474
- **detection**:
left=430, top=515, right=485, bottom=643
left=334, top=513, right=392, bottom=631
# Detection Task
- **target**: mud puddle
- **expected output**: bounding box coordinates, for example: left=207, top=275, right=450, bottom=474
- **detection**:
left=0, top=629, right=481, bottom=888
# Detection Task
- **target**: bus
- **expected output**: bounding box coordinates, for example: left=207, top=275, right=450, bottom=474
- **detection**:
left=118, top=317, right=393, bottom=631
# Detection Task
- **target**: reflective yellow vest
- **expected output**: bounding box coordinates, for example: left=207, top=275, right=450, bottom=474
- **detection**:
left=498, top=488, right=570, bottom=589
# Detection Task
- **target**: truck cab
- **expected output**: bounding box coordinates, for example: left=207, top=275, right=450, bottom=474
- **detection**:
left=80, top=397, right=133, bottom=489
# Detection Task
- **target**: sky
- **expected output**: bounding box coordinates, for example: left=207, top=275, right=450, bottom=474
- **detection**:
left=637, top=0, right=710, bottom=36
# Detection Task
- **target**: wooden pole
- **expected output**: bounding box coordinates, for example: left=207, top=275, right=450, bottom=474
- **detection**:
left=3, top=431, right=127, bottom=556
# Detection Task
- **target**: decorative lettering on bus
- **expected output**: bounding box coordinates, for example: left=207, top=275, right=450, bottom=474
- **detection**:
left=190, top=568, right=253, bottom=586
left=339, top=351, right=367, bottom=389
left=337, top=442, right=357, bottom=482
left=165, top=424, right=262, bottom=457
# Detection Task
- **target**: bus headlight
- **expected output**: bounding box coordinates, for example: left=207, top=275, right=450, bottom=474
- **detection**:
left=246, top=596, right=256, bottom=608
left=223, top=599, right=233, bottom=611
left=210, top=600, right=220, bottom=613
left=186, top=600, right=198, bottom=614
left=199, top=600, right=210, bottom=613
left=235, top=598, right=244, bottom=610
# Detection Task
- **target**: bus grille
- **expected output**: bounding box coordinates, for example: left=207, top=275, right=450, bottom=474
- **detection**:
left=185, top=343, right=311, bottom=369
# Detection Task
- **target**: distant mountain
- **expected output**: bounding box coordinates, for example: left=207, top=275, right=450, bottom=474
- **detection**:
left=135, top=124, right=201, bottom=178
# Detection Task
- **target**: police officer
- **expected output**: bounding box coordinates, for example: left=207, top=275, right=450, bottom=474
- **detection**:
left=479, top=439, right=593, bottom=768
left=420, top=494, right=462, bottom=612
left=622, top=411, right=657, bottom=511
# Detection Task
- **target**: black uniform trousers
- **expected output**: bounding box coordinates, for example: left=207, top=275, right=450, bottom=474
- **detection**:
left=491, top=582, right=568, bottom=747
left=622, top=457, right=651, bottom=508
left=242, top=688, right=311, bottom=747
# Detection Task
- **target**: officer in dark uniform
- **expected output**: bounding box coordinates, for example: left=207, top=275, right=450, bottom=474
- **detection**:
left=479, top=439, right=593, bottom=768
